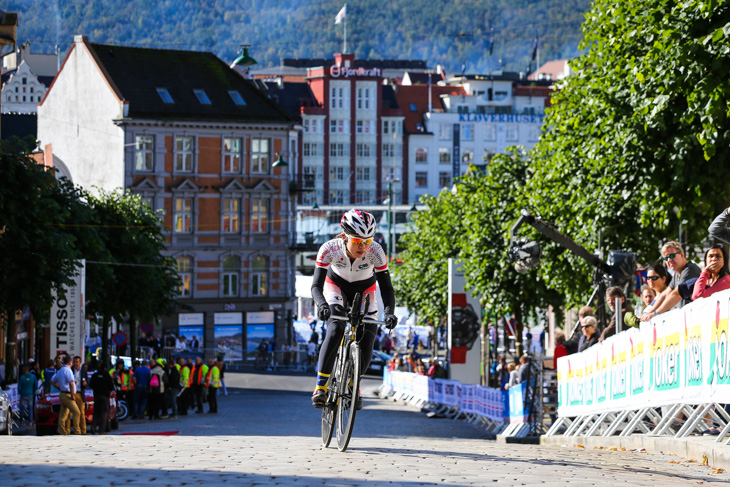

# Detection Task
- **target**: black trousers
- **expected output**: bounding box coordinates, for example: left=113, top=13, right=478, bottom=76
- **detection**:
left=177, top=388, right=189, bottom=415
left=193, top=384, right=204, bottom=411
left=208, top=387, right=218, bottom=413
left=92, top=396, right=110, bottom=433
left=317, top=316, right=377, bottom=376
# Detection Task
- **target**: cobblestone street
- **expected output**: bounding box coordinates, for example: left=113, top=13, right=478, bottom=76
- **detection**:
left=1, top=371, right=728, bottom=486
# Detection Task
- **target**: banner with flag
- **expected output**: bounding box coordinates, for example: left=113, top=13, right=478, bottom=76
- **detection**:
left=335, top=4, right=346, bottom=24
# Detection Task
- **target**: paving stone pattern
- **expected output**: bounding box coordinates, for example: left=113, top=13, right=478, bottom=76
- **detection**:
left=0, top=372, right=727, bottom=486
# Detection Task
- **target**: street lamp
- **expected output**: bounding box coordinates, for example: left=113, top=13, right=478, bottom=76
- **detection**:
left=385, top=175, right=401, bottom=260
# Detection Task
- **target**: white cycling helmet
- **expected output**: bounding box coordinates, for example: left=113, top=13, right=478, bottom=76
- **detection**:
left=341, top=209, right=376, bottom=238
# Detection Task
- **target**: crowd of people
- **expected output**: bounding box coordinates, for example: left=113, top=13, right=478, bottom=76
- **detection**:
left=386, top=352, right=448, bottom=379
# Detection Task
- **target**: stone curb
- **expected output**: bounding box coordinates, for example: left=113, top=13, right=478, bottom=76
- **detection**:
left=541, top=434, right=730, bottom=470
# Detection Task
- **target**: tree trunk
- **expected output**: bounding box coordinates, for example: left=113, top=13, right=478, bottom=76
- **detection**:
left=101, top=315, right=110, bottom=367
left=431, top=324, right=439, bottom=359
left=4, top=308, right=17, bottom=383
left=514, top=306, right=524, bottom=358
left=129, top=315, right=137, bottom=362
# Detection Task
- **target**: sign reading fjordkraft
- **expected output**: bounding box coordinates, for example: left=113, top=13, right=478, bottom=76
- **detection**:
left=557, top=288, right=730, bottom=416
left=329, top=65, right=381, bottom=78
left=50, top=260, right=86, bottom=359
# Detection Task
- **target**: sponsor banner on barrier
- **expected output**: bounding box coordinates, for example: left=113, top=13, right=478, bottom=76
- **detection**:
left=557, top=288, right=730, bottom=416
left=508, top=383, right=527, bottom=423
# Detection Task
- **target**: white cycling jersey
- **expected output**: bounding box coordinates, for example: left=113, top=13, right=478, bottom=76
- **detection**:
left=315, top=238, right=388, bottom=283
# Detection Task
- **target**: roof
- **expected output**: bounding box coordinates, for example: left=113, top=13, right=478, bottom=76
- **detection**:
left=527, top=59, right=570, bottom=81
left=1, top=112, right=37, bottom=140
left=86, top=42, right=295, bottom=124
left=251, top=80, right=316, bottom=120
left=394, top=85, right=464, bottom=134
left=402, top=71, right=444, bottom=85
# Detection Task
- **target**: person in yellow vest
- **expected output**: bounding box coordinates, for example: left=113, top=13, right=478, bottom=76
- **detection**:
left=204, top=359, right=220, bottom=414
left=190, top=357, right=208, bottom=414
left=110, top=360, right=131, bottom=404
left=177, top=358, right=190, bottom=416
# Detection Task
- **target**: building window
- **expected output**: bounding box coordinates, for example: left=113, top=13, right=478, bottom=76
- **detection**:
left=141, top=196, right=154, bottom=210
left=457, top=105, right=469, bottom=114
left=193, top=89, right=211, bottom=104
left=439, top=124, right=452, bottom=140
left=462, top=149, right=474, bottom=164
left=439, top=172, right=451, bottom=188
left=135, top=135, right=154, bottom=171
left=222, top=197, right=240, bottom=233
left=331, top=86, right=347, bottom=109
left=175, top=136, right=194, bottom=172
left=462, top=124, right=474, bottom=141
left=357, top=87, right=371, bottom=109
left=383, top=143, right=395, bottom=158
left=329, top=190, right=345, bottom=204
left=356, top=166, right=371, bottom=181
left=356, top=120, right=371, bottom=134
left=251, top=256, right=267, bottom=296
left=484, top=125, right=497, bottom=141
left=330, top=119, right=347, bottom=134
left=303, top=142, right=321, bottom=157
left=303, top=165, right=321, bottom=184
left=356, top=143, right=371, bottom=158
left=156, top=87, right=174, bottom=104
left=383, top=120, right=398, bottom=135
left=415, top=172, right=428, bottom=188
left=174, top=197, right=193, bottom=233
left=176, top=256, right=192, bottom=297
left=22, top=77, right=27, bottom=85
left=222, top=256, right=239, bottom=297
left=483, top=149, right=495, bottom=163
left=228, top=90, right=246, bottom=106
left=251, top=138, right=269, bottom=173
left=415, top=148, right=427, bottom=163
left=494, top=91, right=508, bottom=101
left=355, top=190, right=373, bottom=204
left=329, top=143, right=348, bottom=158
left=223, top=137, right=242, bottom=173
left=329, top=166, right=345, bottom=181
left=251, top=197, right=268, bottom=233
left=439, top=148, right=451, bottom=164
left=528, top=126, right=540, bottom=142
left=506, top=125, right=519, bottom=141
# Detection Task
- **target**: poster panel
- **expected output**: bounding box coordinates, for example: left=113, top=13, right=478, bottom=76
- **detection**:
left=447, top=258, right=482, bottom=385
left=50, top=260, right=85, bottom=359
left=214, top=325, right=243, bottom=361
left=246, top=324, right=275, bottom=356
left=179, top=325, right=204, bottom=349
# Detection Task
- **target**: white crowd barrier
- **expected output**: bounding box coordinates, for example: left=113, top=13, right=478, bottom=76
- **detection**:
left=554, top=288, right=730, bottom=443
left=382, top=369, right=514, bottom=432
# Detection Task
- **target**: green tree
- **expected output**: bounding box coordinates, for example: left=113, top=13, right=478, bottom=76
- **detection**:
left=85, top=190, right=179, bottom=365
left=0, top=139, right=80, bottom=383
left=529, top=0, right=730, bottom=306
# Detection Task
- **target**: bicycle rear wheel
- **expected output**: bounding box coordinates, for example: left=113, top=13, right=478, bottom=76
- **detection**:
left=321, top=353, right=339, bottom=447
left=336, top=342, right=361, bottom=452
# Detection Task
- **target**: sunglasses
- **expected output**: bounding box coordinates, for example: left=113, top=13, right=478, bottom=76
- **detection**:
left=663, top=252, right=679, bottom=261
left=646, top=275, right=660, bottom=281
left=349, top=236, right=373, bottom=246
left=581, top=324, right=594, bottom=329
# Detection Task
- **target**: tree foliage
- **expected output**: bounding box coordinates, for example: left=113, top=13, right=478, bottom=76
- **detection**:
left=14, top=0, right=589, bottom=74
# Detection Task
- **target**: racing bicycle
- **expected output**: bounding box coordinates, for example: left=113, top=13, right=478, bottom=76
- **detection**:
left=320, top=292, right=384, bottom=452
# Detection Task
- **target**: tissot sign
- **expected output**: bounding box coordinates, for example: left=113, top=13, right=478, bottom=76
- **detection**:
left=330, top=65, right=381, bottom=78
left=50, top=260, right=86, bottom=359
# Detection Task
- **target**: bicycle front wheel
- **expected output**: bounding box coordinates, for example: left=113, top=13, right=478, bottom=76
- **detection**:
left=321, top=353, right=339, bottom=448
left=336, top=341, right=361, bottom=452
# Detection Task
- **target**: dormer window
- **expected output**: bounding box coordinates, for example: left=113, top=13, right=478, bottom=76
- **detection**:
left=193, top=89, right=211, bottom=105
left=228, top=90, right=246, bottom=106
left=156, top=88, right=174, bottom=104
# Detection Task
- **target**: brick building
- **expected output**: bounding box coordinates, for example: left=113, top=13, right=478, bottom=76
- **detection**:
left=37, top=36, right=299, bottom=355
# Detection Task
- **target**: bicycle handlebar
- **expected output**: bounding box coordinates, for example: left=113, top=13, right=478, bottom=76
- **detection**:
left=330, top=315, right=385, bottom=326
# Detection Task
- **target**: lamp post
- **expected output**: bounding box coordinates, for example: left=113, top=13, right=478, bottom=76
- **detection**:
left=386, top=175, right=401, bottom=260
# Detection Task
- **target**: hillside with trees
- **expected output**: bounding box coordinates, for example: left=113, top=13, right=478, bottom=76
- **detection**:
left=8, top=0, right=589, bottom=73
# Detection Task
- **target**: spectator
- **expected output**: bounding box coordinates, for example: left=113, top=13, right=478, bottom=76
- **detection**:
left=205, top=358, right=220, bottom=414
left=645, top=264, right=670, bottom=304
left=190, top=335, right=200, bottom=350
left=553, top=332, right=568, bottom=370
left=175, top=335, right=187, bottom=352
left=177, top=358, right=190, bottom=416
left=132, top=359, right=150, bottom=420
left=51, top=355, right=80, bottom=435
left=190, top=357, right=208, bottom=414
left=18, top=365, right=36, bottom=423
left=641, top=241, right=701, bottom=321
left=415, top=358, right=426, bottom=375
left=406, top=352, right=417, bottom=373
left=165, top=359, right=180, bottom=419
left=708, top=206, right=730, bottom=244
left=505, top=363, right=519, bottom=390
left=42, top=360, right=56, bottom=393
left=89, top=363, right=114, bottom=434
left=565, top=306, right=594, bottom=354
left=692, top=244, right=730, bottom=299
left=565, top=316, right=599, bottom=353
left=381, top=333, right=393, bottom=354
left=64, top=356, right=87, bottom=435
left=600, top=286, right=636, bottom=342
left=148, top=358, right=167, bottom=419
left=388, top=352, right=400, bottom=372
left=218, top=358, right=227, bottom=396
left=517, top=355, right=531, bottom=385
left=635, top=285, right=656, bottom=315
left=426, top=358, right=447, bottom=379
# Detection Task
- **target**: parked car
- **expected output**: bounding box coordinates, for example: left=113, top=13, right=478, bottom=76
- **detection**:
left=0, top=388, right=12, bottom=435
left=35, top=389, right=118, bottom=436
left=366, top=351, right=392, bottom=376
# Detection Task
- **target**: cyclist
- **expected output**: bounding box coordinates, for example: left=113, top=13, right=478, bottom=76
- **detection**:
left=311, top=209, right=398, bottom=409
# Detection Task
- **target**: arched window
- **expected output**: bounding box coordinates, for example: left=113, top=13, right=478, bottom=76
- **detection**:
left=222, top=256, right=240, bottom=297
left=176, top=256, right=193, bottom=297
left=251, top=255, right=268, bottom=296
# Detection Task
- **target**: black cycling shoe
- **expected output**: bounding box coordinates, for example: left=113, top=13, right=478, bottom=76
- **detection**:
left=312, top=389, right=326, bottom=408
left=355, top=389, right=363, bottom=410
